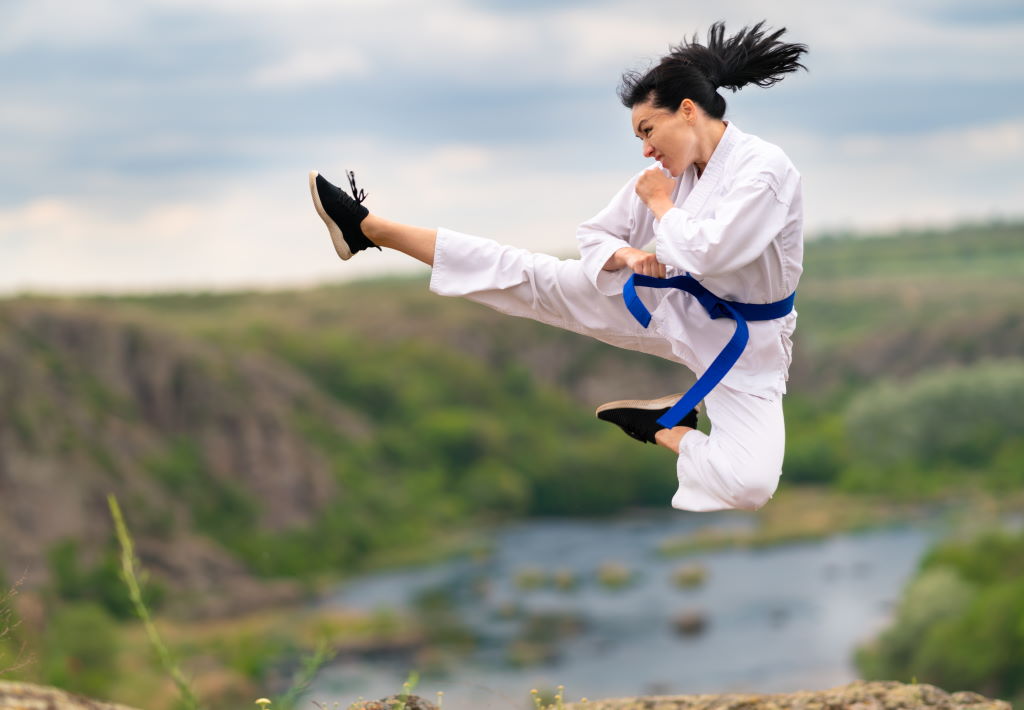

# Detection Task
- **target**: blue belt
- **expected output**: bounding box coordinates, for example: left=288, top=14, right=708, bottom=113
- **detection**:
left=623, top=273, right=795, bottom=428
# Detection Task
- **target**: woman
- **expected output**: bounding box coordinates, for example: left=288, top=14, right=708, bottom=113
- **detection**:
left=309, top=21, right=808, bottom=513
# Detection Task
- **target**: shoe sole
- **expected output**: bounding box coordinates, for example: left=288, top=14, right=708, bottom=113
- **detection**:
left=594, top=393, right=696, bottom=416
left=308, top=171, right=354, bottom=261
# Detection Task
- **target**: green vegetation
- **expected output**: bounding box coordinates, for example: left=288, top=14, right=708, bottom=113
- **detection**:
left=0, top=575, right=30, bottom=678
left=47, top=538, right=165, bottom=620
left=857, top=526, right=1024, bottom=704
left=41, top=602, right=121, bottom=698
left=841, top=361, right=1024, bottom=493
left=145, top=437, right=260, bottom=554
left=149, top=322, right=676, bottom=582
left=783, top=360, right=1024, bottom=498
left=779, top=222, right=1024, bottom=498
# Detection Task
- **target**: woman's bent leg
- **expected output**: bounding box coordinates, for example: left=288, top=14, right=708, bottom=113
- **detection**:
left=429, top=228, right=681, bottom=360
left=671, top=384, right=785, bottom=512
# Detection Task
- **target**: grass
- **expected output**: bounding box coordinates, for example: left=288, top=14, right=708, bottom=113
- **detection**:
left=0, top=575, right=32, bottom=678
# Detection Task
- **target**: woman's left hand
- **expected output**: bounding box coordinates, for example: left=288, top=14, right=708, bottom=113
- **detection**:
left=635, top=167, right=676, bottom=218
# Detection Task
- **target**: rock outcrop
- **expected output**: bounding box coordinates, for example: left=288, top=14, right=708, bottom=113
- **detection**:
left=0, top=680, right=141, bottom=710
left=562, top=680, right=1011, bottom=710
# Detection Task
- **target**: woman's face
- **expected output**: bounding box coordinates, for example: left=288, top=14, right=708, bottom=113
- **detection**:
left=631, top=98, right=698, bottom=177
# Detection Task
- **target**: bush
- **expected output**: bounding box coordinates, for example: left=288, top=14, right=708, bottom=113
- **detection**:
left=783, top=410, right=847, bottom=484
left=856, top=566, right=975, bottom=679
left=842, top=360, right=1024, bottom=488
left=42, top=602, right=120, bottom=698
left=858, top=527, right=1024, bottom=701
left=913, top=580, right=1024, bottom=696
left=48, top=538, right=165, bottom=620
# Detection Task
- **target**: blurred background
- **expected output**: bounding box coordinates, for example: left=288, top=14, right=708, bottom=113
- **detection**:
left=1, top=1, right=1023, bottom=709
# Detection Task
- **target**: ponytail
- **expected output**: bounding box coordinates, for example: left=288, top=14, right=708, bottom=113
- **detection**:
left=618, top=21, right=808, bottom=118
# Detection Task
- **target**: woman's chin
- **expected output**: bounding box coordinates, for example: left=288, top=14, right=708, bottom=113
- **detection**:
left=658, top=160, right=681, bottom=178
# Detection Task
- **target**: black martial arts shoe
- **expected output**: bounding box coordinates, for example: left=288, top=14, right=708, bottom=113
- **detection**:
left=308, top=170, right=381, bottom=260
left=595, top=394, right=699, bottom=444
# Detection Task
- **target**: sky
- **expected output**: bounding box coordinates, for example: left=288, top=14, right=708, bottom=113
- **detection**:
left=2, top=0, right=1023, bottom=294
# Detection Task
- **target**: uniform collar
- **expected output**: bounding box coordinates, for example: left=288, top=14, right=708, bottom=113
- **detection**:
left=681, top=120, right=740, bottom=215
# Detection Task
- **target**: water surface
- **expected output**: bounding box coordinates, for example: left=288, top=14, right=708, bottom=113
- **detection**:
left=309, top=511, right=939, bottom=709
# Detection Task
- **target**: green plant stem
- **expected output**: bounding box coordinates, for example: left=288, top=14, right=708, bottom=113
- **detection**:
left=276, top=639, right=335, bottom=710
left=107, top=494, right=202, bottom=710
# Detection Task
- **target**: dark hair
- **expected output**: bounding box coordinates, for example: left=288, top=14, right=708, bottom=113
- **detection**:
left=618, top=21, right=808, bottom=118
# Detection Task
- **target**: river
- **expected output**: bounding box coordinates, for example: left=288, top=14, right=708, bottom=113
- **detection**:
left=307, top=510, right=940, bottom=709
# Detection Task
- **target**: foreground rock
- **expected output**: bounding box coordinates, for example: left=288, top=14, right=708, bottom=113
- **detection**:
left=348, top=695, right=438, bottom=710
left=563, top=680, right=1010, bottom=710
left=0, top=679, right=1010, bottom=710
left=0, top=681, right=141, bottom=710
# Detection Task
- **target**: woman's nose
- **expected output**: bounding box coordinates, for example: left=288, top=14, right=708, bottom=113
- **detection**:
left=642, top=141, right=655, bottom=158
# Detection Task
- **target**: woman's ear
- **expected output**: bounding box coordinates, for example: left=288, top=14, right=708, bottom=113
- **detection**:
left=678, top=98, right=697, bottom=123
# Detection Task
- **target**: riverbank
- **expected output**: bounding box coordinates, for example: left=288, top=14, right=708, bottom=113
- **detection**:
left=658, top=486, right=1024, bottom=557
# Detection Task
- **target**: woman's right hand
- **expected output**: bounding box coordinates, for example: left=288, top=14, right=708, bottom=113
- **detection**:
left=603, top=247, right=667, bottom=278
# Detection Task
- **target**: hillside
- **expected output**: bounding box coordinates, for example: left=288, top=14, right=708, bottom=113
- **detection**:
left=789, top=222, right=1024, bottom=392
left=1, top=221, right=1022, bottom=618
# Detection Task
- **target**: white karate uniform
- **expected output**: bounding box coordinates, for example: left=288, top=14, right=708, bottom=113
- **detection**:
left=429, top=121, right=804, bottom=512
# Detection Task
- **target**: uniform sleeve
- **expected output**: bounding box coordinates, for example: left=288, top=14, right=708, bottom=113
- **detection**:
left=654, top=176, right=790, bottom=278
left=575, top=172, right=649, bottom=296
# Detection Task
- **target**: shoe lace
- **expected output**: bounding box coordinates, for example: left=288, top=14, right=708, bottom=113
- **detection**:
left=347, top=170, right=368, bottom=204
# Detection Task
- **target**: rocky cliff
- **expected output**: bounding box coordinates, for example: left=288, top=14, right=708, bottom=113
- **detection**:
left=559, top=680, right=1011, bottom=710
left=0, top=299, right=367, bottom=617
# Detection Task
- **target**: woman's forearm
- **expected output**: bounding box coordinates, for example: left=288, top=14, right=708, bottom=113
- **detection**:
left=602, top=247, right=631, bottom=271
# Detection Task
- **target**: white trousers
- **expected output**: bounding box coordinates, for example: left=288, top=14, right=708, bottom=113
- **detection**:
left=429, top=228, right=784, bottom=512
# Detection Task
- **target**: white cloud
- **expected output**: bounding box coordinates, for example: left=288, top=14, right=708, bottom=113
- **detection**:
left=249, top=46, right=371, bottom=87
left=778, top=118, right=1024, bottom=231
left=0, top=0, right=144, bottom=52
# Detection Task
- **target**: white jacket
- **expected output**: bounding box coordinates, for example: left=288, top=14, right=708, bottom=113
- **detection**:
left=576, top=121, right=804, bottom=399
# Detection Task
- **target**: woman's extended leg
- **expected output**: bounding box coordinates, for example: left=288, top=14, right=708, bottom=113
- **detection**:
left=426, top=227, right=689, bottom=361
left=310, top=173, right=708, bottom=486
left=309, top=171, right=685, bottom=362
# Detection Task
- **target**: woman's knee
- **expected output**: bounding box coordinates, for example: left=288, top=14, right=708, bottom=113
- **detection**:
left=706, top=443, right=783, bottom=511
left=727, top=463, right=781, bottom=511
